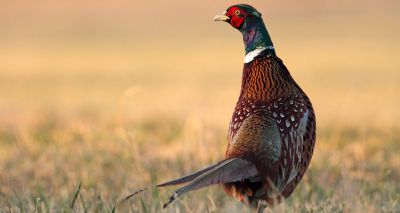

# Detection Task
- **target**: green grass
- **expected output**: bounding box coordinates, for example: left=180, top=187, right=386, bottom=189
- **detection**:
left=0, top=115, right=399, bottom=212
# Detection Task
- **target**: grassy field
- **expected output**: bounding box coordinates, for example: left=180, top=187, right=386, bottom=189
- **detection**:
left=1, top=1, right=400, bottom=212
left=0, top=115, right=399, bottom=212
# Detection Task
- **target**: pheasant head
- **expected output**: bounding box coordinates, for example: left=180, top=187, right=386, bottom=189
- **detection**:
left=214, top=4, right=275, bottom=57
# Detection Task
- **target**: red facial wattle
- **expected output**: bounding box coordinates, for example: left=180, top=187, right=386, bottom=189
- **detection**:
left=226, top=7, right=246, bottom=29
left=230, top=16, right=244, bottom=29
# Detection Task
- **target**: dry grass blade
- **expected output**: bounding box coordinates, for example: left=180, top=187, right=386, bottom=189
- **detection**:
left=70, top=181, right=82, bottom=209
left=140, top=197, right=148, bottom=213
left=110, top=201, right=116, bottom=213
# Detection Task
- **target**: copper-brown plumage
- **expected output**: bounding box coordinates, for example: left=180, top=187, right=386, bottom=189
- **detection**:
left=126, top=4, right=316, bottom=211
left=224, top=54, right=316, bottom=207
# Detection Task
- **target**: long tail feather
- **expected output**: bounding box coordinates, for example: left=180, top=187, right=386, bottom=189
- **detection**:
left=124, top=188, right=147, bottom=201
left=163, top=157, right=258, bottom=208
left=124, top=159, right=233, bottom=200
left=157, top=159, right=231, bottom=187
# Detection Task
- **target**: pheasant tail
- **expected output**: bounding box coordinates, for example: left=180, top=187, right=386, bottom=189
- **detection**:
left=163, top=157, right=258, bottom=208
left=124, top=157, right=257, bottom=205
left=124, top=159, right=225, bottom=200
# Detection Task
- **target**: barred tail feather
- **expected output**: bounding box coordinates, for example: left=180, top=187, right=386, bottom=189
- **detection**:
left=163, top=157, right=258, bottom=208
left=157, top=159, right=231, bottom=187
left=124, top=159, right=236, bottom=200
left=124, top=187, right=147, bottom=201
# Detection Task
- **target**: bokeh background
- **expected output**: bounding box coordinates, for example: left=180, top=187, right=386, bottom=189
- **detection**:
left=0, top=0, right=399, bottom=212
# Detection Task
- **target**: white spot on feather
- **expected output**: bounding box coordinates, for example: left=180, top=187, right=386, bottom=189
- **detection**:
left=287, top=110, right=309, bottom=183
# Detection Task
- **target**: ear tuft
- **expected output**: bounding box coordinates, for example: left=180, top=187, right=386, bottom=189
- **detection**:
left=252, top=11, right=262, bottom=17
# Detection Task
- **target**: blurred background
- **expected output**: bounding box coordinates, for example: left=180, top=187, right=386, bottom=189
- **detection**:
left=0, top=0, right=399, bottom=212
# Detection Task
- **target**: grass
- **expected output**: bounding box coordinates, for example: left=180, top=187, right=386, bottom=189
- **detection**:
left=0, top=113, right=399, bottom=212
left=0, top=1, right=400, bottom=212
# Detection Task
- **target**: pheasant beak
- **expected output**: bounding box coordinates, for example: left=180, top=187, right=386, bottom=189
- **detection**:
left=214, top=11, right=230, bottom=22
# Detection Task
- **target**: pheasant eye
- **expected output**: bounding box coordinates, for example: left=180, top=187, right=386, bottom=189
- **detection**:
left=234, top=10, right=241, bottom=16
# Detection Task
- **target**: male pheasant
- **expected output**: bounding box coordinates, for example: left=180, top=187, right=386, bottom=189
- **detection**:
left=127, top=4, right=316, bottom=211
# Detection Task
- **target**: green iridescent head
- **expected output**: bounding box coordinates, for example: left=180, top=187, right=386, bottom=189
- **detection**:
left=214, top=4, right=275, bottom=55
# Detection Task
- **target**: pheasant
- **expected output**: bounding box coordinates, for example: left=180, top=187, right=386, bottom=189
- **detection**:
left=126, top=4, right=316, bottom=211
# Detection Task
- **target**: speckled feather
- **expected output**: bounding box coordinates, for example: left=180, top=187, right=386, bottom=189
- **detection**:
left=223, top=51, right=316, bottom=206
